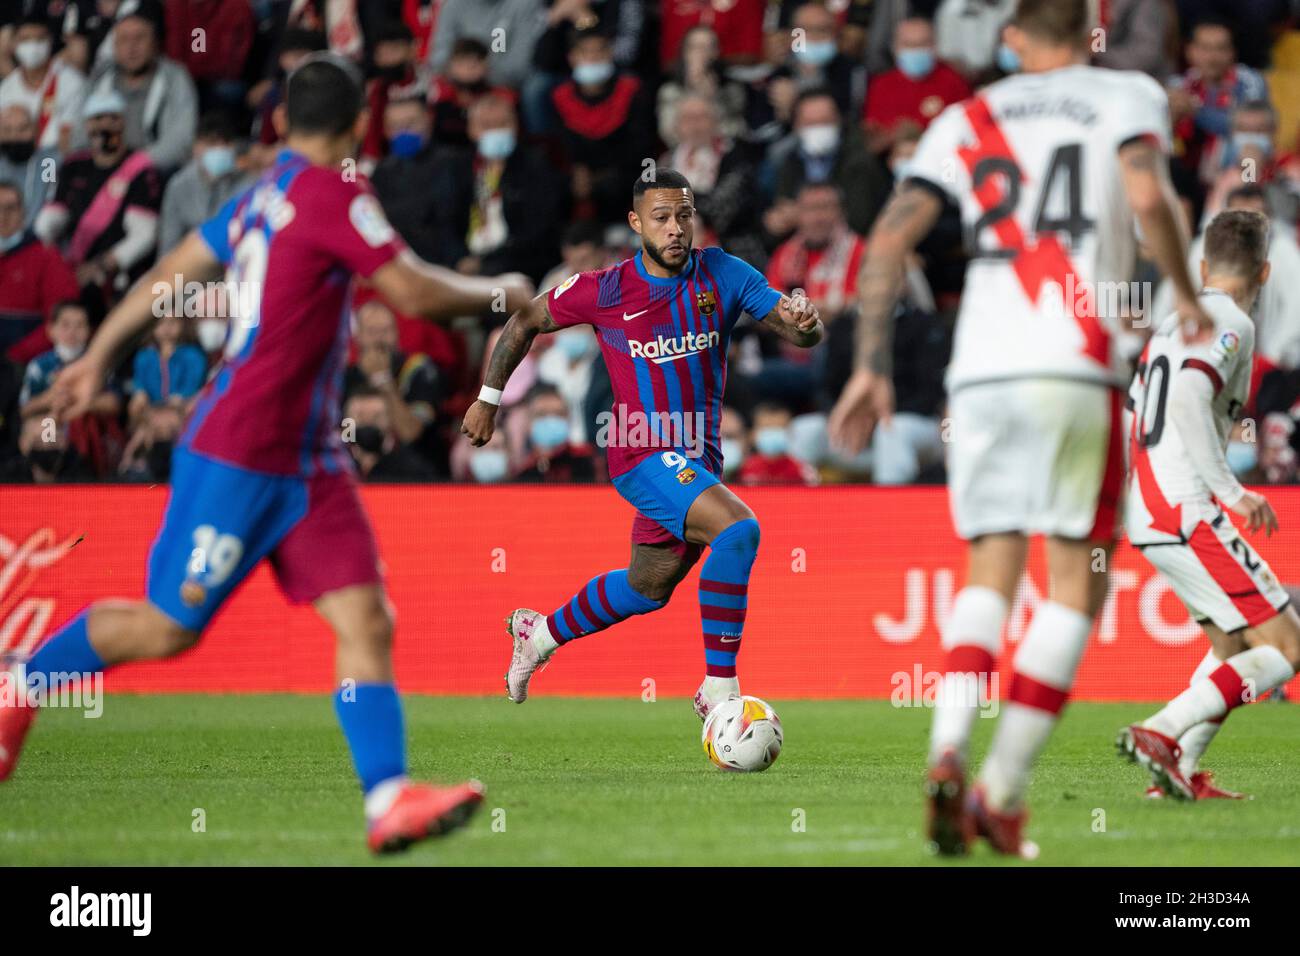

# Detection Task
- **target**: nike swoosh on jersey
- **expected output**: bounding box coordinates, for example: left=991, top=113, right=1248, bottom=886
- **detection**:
left=623, top=309, right=648, bottom=321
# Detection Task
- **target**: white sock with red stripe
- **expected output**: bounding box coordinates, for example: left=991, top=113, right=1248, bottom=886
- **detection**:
left=927, top=586, right=1006, bottom=765
left=979, top=602, right=1092, bottom=812
left=1145, top=645, right=1294, bottom=739
left=1177, top=648, right=1227, bottom=776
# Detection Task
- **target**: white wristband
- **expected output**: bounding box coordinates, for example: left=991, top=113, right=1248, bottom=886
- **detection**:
left=478, top=386, right=503, bottom=406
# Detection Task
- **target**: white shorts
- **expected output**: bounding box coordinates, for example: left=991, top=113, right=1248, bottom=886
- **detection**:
left=948, top=378, right=1124, bottom=541
left=1137, top=505, right=1290, bottom=632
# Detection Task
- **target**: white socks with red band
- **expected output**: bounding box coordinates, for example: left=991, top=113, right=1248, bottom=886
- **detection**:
left=1177, top=647, right=1225, bottom=776
left=928, top=586, right=1007, bottom=765
left=979, top=601, right=1092, bottom=812
left=1146, top=644, right=1294, bottom=739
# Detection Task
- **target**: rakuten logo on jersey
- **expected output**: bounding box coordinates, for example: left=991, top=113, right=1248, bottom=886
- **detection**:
left=628, top=330, right=720, bottom=364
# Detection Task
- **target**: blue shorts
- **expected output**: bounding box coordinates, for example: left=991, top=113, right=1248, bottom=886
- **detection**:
left=147, top=446, right=381, bottom=632
left=612, top=449, right=720, bottom=542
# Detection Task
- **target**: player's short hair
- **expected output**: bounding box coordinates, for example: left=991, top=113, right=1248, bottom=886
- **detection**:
left=1012, top=0, right=1090, bottom=45
left=1203, top=209, right=1270, bottom=278
left=285, top=54, right=365, bottom=137
left=1225, top=183, right=1271, bottom=214
left=633, top=168, right=693, bottom=204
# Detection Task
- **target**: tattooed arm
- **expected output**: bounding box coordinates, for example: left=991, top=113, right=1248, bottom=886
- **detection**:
left=1117, top=138, right=1211, bottom=341
left=827, top=184, right=943, bottom=454
left=460, top=293, right=560, bottom=446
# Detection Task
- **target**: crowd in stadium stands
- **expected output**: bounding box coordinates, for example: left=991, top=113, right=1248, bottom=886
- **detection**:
left=1, top=0, right=1299, bottom=488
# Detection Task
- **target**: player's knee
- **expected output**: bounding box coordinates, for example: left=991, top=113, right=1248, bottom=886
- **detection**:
left=711, top=517, right=760, bottom=556
left=356, top=603, right=396, bottom=654
left=151, top=615, right=201, bottom=658
left=627, top=565, right=676, bottom=604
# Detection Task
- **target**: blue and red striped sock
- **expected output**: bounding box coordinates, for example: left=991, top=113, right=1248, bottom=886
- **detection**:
left=699, top=518, right=760, bottom=678
left=546, top=569, right=663, bottom=643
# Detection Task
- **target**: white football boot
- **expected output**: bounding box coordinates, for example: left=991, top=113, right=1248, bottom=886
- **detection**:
left=692, top=676, right=740, bottom=721
left=504, top=609, right=558, bottom=703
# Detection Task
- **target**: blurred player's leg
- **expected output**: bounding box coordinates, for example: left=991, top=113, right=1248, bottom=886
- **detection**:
left=1, top=601, right=198, bottom=780
left=973, top=536, right=1110, bottom=856
left=924, top=533, right=1023, bottom=855
left=505, top=542, right=694, bottom=703
left=683, top=485, right=761, bottom=719
left=316, top=583, right=483, bottom=853
left=1122, top=607, right=1299, bottom=799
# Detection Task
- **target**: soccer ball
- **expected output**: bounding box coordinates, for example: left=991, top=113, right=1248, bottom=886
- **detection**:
left=702, top=696, right=783, bottom=772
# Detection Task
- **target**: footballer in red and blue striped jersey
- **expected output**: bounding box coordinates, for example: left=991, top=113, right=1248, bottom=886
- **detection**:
left=465, top=169, right=824, bottom=719
left=0, top=55, right=531, bottom=849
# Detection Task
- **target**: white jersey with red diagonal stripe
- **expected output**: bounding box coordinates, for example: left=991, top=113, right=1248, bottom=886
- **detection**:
left=906, top=63, right=1171, bottom=391
left=1125, top=291, right=1256, bottom=546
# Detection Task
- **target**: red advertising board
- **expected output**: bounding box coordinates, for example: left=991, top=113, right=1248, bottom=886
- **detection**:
left=2, top=484, right=1298, bottom=700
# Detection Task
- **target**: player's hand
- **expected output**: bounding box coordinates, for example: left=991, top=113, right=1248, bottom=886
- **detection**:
left=1231, top=490, right=1279, bottom=537
left=497, top=273, right=536, bottom=316
left=49, top=353, right=107, bottom=422
left=776, top=291, right=820, bottom=332
left=1176, top=297, right=1215, bottom=344
left=828, top=368, right=894, bottom=456
left=461, top=399, right=498, bottom=447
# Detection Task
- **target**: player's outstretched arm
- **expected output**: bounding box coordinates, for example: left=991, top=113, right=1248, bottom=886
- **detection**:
left=371, top=250, right=534, bottom=324
left=761, top=292, right=824, bottom=348
left=461, top=292, right=559, bottom=447
left=1118, top=139, right=1212, bottom=341
left=1167, top=368, right=1278, bottom=535
left=52, top=231, right=222, bottom=422
left=828, top=184, right=942, bottom=455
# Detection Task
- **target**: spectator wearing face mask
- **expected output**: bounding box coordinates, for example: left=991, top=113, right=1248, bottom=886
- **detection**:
left=737, top=402, right=818, bottom=486
left=770, top=88, right=889, bottom=240
left=863, top=17, right=971, bottom=157
left=20, top=301, right=121, bottom=427
left=1168, top=18, right=1269, bottom=188
left=0, top=183, right=79, bottom=364
left=344, top=387, right=438, bottom=482
left=158, top=111, right=252, bottom=257
left=35, top=90, right=163, bottom=317
left=515, top=383, right=596, bottom=482
left=429, top=92, right=565, bottom=282
left=429, top=38, right=515, bottom=148
left=360, top=19, right=423, bottom=168
left=462, top=429, right=512, bottom=484
left=0, top=106, right=58, bottom=232
left=718, top=405, right=748, bottom=481
left=772, top=3, right=862, bottom=119
left=81, top=0, right=198, bottom=173
left=0, top=15, right=86, bottom=153
left=1201, top=101, right=1285, bottom=221
left=552, top=26, right=652, bottom=225
left=127, top=310, right=208, bottom=427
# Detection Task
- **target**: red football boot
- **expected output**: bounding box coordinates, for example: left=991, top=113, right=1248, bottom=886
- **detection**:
left=0, top=665, right=36, bottom=782
left=367, top=780, right=485, bottom=854
left=924, top=749, right=974, bottom=856
left=968, top=784, right=1039, bottom=859
left=1116, top=724, right=1194, bottom=800
left=1190, top=770, right=1246, bottom=800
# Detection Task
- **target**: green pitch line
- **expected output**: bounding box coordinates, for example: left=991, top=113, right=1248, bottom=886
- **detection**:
left=1, top=696, right=1294, bottom=866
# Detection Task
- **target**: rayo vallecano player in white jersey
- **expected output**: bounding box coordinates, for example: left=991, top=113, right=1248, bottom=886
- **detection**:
left=1119, top=210, right=1300, bottom=801
left=829, top=0, right=1215, bottom=858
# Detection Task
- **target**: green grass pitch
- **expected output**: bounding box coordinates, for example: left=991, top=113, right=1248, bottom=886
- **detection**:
left=1, top=696, right=1294, bottom=866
